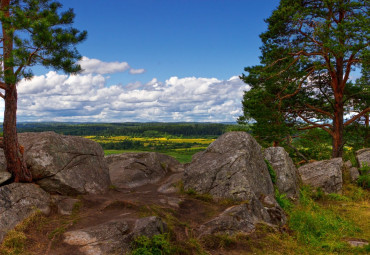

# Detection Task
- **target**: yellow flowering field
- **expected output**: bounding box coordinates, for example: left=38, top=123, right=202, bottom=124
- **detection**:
left=84, top=135, right=215, bottom=145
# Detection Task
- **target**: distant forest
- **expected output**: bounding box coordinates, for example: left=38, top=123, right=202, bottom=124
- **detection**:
left=8, top=122, right=244, bottom=138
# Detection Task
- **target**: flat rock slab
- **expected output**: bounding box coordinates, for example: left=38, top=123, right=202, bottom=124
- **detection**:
left=264, top=147, right=300, bottom=200
left=298, top=158, right=343, bottom=193
left=64, top=216, right=167, bottom=255
left=199, top=196, right=286, bottom=236
left=64, top=219, right=130, bottom=255
left=184, top=132, right=274, bottom=201
left=106, top=152, right=182, bottom=188
left=18, top=132, right=111, bottom=195
left=0, top=183, right=50, bottom=243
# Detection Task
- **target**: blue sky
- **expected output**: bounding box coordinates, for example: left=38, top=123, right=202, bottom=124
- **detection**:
left=15, top=0, right=280, bottom=122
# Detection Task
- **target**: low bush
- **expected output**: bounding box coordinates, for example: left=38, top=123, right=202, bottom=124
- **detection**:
left=131, top=234, right=175, bottom=255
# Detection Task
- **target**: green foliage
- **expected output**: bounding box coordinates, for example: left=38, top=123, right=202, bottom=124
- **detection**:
left=131, top=234, right=174, bottom=255
left=0, top=0, right=87, bottom=82
left=264, top=159, right=277, bottom=184
left=288, top=187, right=362, bottom=251
left=274, top=188, right=293, bottom=211
left=289, top=206, right=360, bottom=250
left=357, top=163, right=370, bottom=189
left=15, top=122, right=227, bottom=137
left=225, top=124, right=250, bottom=132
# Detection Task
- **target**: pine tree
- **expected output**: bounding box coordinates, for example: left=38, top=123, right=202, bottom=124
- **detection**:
left=240, top=0, right=369, bottom=157
left=0, top=0, right=87, bottom=182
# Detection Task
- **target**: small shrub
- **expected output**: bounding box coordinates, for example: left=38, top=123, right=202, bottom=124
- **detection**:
left=275, top=189, right=293, bottom=211
left=357, top=163, right=370, bottom=189
left=131, top=234, right=174, bottom=255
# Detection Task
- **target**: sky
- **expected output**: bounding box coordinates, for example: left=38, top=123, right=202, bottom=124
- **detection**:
left=9, top=0, right=281, bottom=123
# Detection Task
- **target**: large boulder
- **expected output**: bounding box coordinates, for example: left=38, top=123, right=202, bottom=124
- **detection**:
left=105, top=152, right=182, bottom=188
left=63, top=216, right=167, bottom=255
left=264, top=147, right=300, bottom=200
left=184, top=132, right=274, bottom=201
left=18, top=132, right=111, bottom=195
left=298, top=158, right=343, bottom=193
left=0, top=183, right=51, bottom=242
left=184, top=132, right=286, bottom=235
left=199, top=196, right=286, bottom=236
left=356, top=148, right=370, bottom=169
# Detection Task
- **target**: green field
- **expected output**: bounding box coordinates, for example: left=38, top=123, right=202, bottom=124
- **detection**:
left=87, top=136, right=214, bottom=163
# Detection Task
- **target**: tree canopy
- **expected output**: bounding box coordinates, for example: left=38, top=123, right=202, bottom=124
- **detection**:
left=239, top=0, right=369, bottom=157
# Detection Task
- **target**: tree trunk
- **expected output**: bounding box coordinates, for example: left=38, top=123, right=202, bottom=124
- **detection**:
left=1, top=0, right=32, bottom=182
left=3, top=85, right=32, bottom=182
left=332, top=100, right=344, bottom=158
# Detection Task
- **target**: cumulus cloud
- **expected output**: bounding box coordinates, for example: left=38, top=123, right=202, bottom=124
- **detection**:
left=7, top=71, right=249, bottom=122
left=129, top=68, right=146, bottom=74
left=79, top=57, right=130, bottom=74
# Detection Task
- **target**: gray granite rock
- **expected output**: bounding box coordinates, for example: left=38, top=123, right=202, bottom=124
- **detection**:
left=63, top=216, right=167, bottom=255
left=264, top=147, right=300, bottom=200
left=356, top=148, right=370, bottom=170
left=184, top=132, right=274, bottom=201
left=199, top=195, right=286, bottom=236
left=106, top=152, right=181, bottom=188
left=64, top=219, right=130, bottom=255
left=298, top=158, right=343, bottom=193
left=0, top=183, right=50, bottom=242
left=18, top=132, right=111, bottom=195
left=349, top=167, right=360, bottom=182
left=157, top=172, right=183, bottom=194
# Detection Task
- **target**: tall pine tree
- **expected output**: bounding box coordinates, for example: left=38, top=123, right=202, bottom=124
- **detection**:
left=240, top=0, right=369, bottom=157
left=0, top=0, right=86, bottom=182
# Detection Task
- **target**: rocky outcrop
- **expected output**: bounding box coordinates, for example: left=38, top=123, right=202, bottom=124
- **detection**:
left=199, top=196, right=285, bottom=236
left=298, top=158, right=343, bottom=193
left=356, top=148, right=370, bottom=169
left=63, top=216, right=167, bottom=255
left=184, top=132, right=286, bottom=235
left=184, top=132, right=274, bottom=201
left=64, top=219, right=130, bottom=255
left=0, top=183, right=51, bottom=242
left=157, top=172, right=184, bottom=194
left=106, top=152, right=182, bottom=188
left=264, top=147, right=300, bottom=200
left=18, top=132, right=111, bottom=195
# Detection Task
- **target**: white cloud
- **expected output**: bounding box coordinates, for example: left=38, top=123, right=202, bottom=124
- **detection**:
left=129, top=68, right=146, bottom=74
left=79, top=57, right=130, bottom=74
left=2, top=71, right=249, bottom=122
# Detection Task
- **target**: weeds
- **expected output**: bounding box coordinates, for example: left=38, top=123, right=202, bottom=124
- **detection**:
left=357, top=163, right=370, bottom=189
left=274, top=188, right=293, bottom=210
left=131, top=234, right=174, bottom=255
left=264, top=159, right=276, bottom=184
left=0, top=211, right=44, bottom=255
